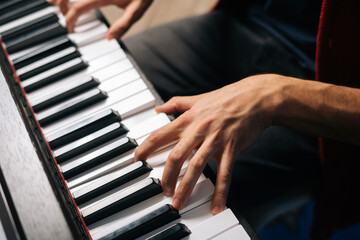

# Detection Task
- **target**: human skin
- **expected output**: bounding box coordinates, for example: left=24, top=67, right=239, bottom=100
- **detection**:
left=47, top=0, right=153, bottom=39
left=134, top=74, right=360, bottom=214
left=48, top=0, right=360, bottom=215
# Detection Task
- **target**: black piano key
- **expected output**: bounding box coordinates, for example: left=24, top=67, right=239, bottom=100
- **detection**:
left=37, top=88, right=108, bottom=126
left=73, top=161, right=152, bottom=205
left=18, top=47, right=81, bottom=81
left=1, top=12, right=59, bottom=42
left=0, top=0, right=23, bottom=13
left=82, top=178, right=163, bottom=226
left=5, top=21, right=68, bottom=54
left=22, top=57, right=88, bottom=92
left=53, top=122, right=128, bottom=163
left=47, top=109, right=121, bottom=149
left=99, top=204, right=181, bottom=240
left=13, top=36, right=75, bottom=69
left=0, top=0, right=49, bottom=25
left=32, top=76, right=99, bottom=112
left=61, top=137, right=137, bottom=179
left=147, top=223, right=191, bottom=240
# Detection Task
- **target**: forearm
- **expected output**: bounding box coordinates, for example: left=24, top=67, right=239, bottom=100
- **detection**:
left=270, top=75, right=360, bottom=145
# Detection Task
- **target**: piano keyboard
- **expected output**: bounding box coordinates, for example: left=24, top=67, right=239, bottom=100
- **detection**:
left=0, top=1, right=252, bottom=239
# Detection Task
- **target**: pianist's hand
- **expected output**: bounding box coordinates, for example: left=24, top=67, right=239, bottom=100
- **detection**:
left=47, top=0, right=153, bottom=39
left=134, top=74, right=282, bottom=215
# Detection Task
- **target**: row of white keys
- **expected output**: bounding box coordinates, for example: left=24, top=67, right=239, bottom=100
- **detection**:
left=21, top=47, right=127, bottom=91
left=26, top=59, right=137, bottom=103
left=58, top=113, right=170, bottom=182
left=16, top=38, right=121, bottom=79
left=29, top=60, right=137, bottom=107
left=34, top=67, right=143, bottom=125
left=0, top=6, right=97, bottom=34
left=66, top=142, right=170, bottom=190
left=9, top=18, right=108, bottom=61
left=41, top=80, right=154, bottom=135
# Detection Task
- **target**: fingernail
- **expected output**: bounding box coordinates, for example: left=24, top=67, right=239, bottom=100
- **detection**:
left=162, top=186, right=173, bottom=196
left=212, top=205, right=221, bottom=215
left=172, top=198, right=181, bottom=209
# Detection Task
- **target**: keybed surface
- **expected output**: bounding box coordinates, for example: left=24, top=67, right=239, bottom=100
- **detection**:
left=0, top=1, right=252, bottom=239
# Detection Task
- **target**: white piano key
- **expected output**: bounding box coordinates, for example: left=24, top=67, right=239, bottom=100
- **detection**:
left=59, top=136, right=137, bottom=179
left=84, top=49, right=126, bottom=73
left=90, top=178, right=214, bottom=240
left=0, top=5, right=97, bottom=34
left=0, top=6, right=57, bottom=33
left=42, top=79, right=148, bottom=134
left=78, top=39, right=121, bottom=61
left=69, top=21, right=108, bottom=47
left=22, top=49, right=126, bottom=90
left=74, top=153, right=188, bottom=201
left=97, top=68, right=140, bottom=93
left=121, top=107, right=157, bottom=129
left=185, top=209, right=239, bottom=240
left=66, top=139, right=175, bottom=191
left=138, top=201, right=214, bottom=240
left=53, top=122, right=128, bottom=162
left=81, top=177, right=163, bottom=225
left=211, top=225, right=250, bottom=240
left=8, top=19, right=107, bottom=61
left=127, top=113, right=170, bottom=140
left=26, top=62, right=136, bottom=102
left=72, top=161, right=152, bottom=205
left=67, top=150, right=136, bottom=190
left=69, top=151, right=135, bottom=190
left=29, top=76, right=99, bottom=110
left=118, top=90, right=156, bottom=119
left=57, top=9, right=97, bottom=27
left=16, top=46, right=78, bottom=76
left=21, top=57, right=85, bottom=89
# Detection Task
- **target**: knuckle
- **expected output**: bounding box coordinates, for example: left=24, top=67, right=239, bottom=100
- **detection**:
left=147, top=131, right=162, bottom=144
left=189, top=157, right=204, bottom=170
left=167, top=149, right=182, bottom=163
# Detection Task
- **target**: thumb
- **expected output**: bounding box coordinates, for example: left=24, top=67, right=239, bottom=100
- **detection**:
left=155, top=95, right=200, bottom=115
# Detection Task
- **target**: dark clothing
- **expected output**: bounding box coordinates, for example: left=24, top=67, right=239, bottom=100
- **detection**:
left=124, top=0, right=360, bottom=238
left=248, top=0, right=323, bottom=72
left=312, top=0, right=360, bottom=239
left=124, top=9, right=320, bottom=231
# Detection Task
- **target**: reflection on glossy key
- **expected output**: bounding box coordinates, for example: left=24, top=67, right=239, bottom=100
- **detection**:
left=32, top=76, right=100, bottom=112
left=47, top=109, right=121, bottom=149
left=17, top=46, right=80, bottom=81
left=1, top=12, right=59, bottom=42
left=99, top=204, right=181, bottom=240
left=5, top=21, right=67, bottom=54
left=81, top=178, right=162, bottom=225
left=0, top=0, right=49, bottom=25
left=53, top=122, right=128, bottom=163
left=73, top=161, right=152, bottom=205
left=12, top=36, right=75, bottom=70
left=37, top=88, right=108, bottom=126
left=60, top=137, right=137, bottom=179
left=147, top=223, right=191, bottom=240
left=22, top=57, right=88, bottom=92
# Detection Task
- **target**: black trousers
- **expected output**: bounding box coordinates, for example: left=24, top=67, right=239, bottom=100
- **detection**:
left=123, top=10, right=320, bottom=231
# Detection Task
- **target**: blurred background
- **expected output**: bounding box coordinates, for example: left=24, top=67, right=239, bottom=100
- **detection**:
left=100, top=0, right=218, bottom=38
